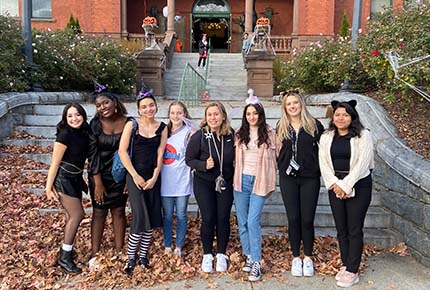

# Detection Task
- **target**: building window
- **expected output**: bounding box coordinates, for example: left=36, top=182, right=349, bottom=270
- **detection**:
left=404, top=0, right=427, bottom=8
left=32, top=0, right=52, bottom=19
left=371, top=0, right=392, bottom=14
left=0, top=0, right=19, bottom=17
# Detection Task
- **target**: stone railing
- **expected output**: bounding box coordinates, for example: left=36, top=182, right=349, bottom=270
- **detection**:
left=307, top=92, right=430, bottom=267
left=270, top=35, right=296, bottom=54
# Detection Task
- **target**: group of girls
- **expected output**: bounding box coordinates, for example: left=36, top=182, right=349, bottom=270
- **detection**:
left=45, top=91, right=374, bottom=288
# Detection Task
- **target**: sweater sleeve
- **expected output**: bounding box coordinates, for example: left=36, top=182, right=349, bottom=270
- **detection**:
left=336, top=130, right=374, bottom=194
left=185, top=130, right=207, bottom=172
left=318, top=132, right=339, bottom=189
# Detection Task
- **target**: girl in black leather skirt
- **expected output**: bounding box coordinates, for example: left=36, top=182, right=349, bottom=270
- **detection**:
left=45, top=103, right=90, bottom=274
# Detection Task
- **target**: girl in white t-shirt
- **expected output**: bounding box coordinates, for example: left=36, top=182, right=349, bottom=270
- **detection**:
left=161, top=101, right=194, bottom=257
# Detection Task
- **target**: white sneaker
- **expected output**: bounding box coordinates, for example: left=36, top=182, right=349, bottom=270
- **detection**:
left=174, top=248, right=182, bottom=257
left=215, top=253, right=228, bottom=272
left=303, top=257, right=314, bottom=277
left=291, top=257, right=303, bottom=277
left=242, top=255, right=252, bottom=272
left=201, top=254, right=213, bottom=273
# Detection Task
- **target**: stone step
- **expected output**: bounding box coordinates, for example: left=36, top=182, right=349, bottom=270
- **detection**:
left=187, top=204, right=391, bottom=228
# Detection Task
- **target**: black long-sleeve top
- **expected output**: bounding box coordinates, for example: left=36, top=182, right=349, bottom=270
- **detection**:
left=185, top=129, right=235, bottom=182
left=278, top=120, right=324, bottom=178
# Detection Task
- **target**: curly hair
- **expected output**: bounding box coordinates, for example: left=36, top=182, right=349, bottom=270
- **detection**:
left=236, top=103, right=270, bottom=147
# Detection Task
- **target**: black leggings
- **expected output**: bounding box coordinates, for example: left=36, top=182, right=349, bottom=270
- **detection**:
left=280, top=175, right=320, bottom=257
left=329, top=174, right=372, bottom=273
left=198, top=57, right=206, bottom=68
left=193, top=176, right=233, bottom=255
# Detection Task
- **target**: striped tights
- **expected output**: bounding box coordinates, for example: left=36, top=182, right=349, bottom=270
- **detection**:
left=127, top=230, right=153, bottom=260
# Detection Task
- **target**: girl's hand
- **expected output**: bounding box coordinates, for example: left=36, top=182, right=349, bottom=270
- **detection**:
left=94, top=184, right=106, bottom=204
left=332, top=184, right=346, bottom=199
left=45, top=187, right=59, bottom=202
left=143, top=177, right=156, bottom=190
left=206, top=157, right=214, bottom=170
left=132, top=174, right=146, bottom=190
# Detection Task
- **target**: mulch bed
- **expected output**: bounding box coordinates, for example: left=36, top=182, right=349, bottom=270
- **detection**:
left=370, top=93, right=430, bottom=159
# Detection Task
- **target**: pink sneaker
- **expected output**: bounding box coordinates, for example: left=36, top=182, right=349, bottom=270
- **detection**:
left=335, top=266, right=346, bottom=281
left=336, top=271, right=359, bottom=288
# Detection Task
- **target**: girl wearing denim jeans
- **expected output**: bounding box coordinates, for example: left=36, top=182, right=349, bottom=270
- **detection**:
left=233, top=102, right=278, bottom=281
left=160, top=101, right=193, bottom=258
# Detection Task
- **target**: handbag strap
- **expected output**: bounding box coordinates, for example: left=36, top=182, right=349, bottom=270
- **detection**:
left=129, top=118, right=138, bottom=158
left=211, top=134, right=224, bottom=176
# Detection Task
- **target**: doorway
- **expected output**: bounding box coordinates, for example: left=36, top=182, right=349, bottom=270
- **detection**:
left=191, top=0, right=231, bottom=53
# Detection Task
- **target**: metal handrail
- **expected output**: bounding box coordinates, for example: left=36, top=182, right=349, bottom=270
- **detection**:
left=177, top=39, right=211, bottom=107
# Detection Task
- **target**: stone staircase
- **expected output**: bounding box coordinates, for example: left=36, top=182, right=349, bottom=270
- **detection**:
left=2, top=101, right=400, bottom=248
left=164, top=53, right=247, bottom=101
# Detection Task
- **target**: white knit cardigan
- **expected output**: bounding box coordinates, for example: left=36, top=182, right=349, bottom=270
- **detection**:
left=318, top=129, right=374, bottom=196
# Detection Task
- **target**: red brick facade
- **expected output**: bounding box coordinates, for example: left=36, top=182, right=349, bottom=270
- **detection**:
left=17, top=0, right=406, bottom=52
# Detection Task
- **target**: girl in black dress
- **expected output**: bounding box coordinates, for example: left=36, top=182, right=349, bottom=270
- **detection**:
left=88, top=93, right=130, bottom=261
left=119, top=91, right=167, bottom=275
left=45, top=103, right=90, bottom=274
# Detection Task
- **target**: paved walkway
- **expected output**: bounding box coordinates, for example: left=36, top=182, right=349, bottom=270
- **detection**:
left=132, top=253, right=430, bottom=290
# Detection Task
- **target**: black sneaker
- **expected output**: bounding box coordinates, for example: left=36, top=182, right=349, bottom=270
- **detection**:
left=248, top=261, right=262, bottom=282
left=242, top=255, right=252, bottom=272
left=138, top=257, right=151, bottom=269
left=124, top=259, right=135, bottom=275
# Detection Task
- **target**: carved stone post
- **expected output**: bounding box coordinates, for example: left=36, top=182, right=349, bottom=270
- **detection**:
left=135, top=50, right=164, bottom=96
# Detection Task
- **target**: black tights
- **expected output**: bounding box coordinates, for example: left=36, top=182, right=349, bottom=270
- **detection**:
left=60, top=193, right=84, bottom=245
left=198, top=57, right=206, bottom=68
left=91, top=206, right=126, bottom=256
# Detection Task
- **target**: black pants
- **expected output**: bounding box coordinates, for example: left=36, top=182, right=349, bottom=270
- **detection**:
left=329, top=174, right=372, bottom=273
left=193, top=175, right=233, bottom=255
left=280, top=175, right=320, bottom=257
left=198, top=57, right=206, bottom=68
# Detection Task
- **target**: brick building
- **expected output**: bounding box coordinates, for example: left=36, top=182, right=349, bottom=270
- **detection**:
left=3, top=0, right=411, bottom=53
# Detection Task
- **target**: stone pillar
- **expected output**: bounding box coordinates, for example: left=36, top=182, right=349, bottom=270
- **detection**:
left=121, top=0, right=128, bottom=37
left=246, top=51, right=275, bottom=98
left=245, top=0, right=253, bottom=33
left=135, top=50, right=164, bottom=96
left=292, top=0, right=299, bottom=35
left=167, top=0, right=175, bottom=32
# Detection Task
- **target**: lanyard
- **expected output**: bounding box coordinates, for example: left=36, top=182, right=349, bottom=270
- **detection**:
left=211, top=134, right=224, bottom=176
left=290, top=126, right=299, bottom=160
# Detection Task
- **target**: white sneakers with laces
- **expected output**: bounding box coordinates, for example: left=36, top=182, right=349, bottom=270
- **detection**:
left=201, top=254, right=214, bottom=273
left=291, top=257, right=303, bottom=277
left=303, top=257, right=314, bottom=277
left=216, top=253, right=228, bottom=272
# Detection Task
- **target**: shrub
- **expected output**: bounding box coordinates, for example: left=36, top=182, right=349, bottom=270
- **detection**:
left=340, top=13, right=350, bottom=37
left=31, top=30, right=137, bottom=94
left=277, top=38, right=370, bottom=93
left=66, top=14, right=82, bottom=34
left=358, top=5, right=430, bottom=102
left=0, top=16, right=29, bottom=92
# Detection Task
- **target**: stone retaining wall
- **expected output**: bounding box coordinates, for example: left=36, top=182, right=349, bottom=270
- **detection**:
left=307, top=93, right=430, bottom=267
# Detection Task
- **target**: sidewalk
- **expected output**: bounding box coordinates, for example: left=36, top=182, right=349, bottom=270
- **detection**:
left=146, top=253, right=429, bottom=290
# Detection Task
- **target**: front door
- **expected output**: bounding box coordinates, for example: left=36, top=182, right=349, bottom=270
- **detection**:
left=192, top=0, right=231, bottom=53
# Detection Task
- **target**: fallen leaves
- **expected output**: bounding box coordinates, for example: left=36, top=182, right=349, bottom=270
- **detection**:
left=0, top=154, right=405, bottom=289
left=389, top=242, right=410, bottom=256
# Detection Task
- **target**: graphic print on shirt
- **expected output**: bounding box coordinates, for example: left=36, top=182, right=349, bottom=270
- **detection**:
left=163, top=143, right=181, bottom=165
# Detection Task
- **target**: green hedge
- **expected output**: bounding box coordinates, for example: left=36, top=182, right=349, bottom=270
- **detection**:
left=0, top=16, right=29, bottom=92
left=0, top=16, right=137, bottom=94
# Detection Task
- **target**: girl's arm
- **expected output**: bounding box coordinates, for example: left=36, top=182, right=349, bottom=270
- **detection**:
left=144, top=126, right=168, bottom=190
left=119, top=120, right=146, bottom=189
left=45, top=142, right=67, bottom=201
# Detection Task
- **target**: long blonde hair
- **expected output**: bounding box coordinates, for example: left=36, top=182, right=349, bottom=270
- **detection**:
left=200, top=101, right=232, bottom=136
left=277, top=93, right=318, bottom=140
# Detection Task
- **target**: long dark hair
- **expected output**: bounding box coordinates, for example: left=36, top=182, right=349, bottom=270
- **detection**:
left=93, top=92, right=128, bottom=117
left=236, top=103, right=270, bottom=147
left=328, top=100, right=364, bottom=138
left=56, top=103, right=90, bottom=134
left=167, top=101, right=191, bottom=137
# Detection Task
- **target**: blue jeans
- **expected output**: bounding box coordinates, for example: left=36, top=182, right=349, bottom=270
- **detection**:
left=161, top=195, right=189, bottom=248
left=234, top=174, right=266, bottom=262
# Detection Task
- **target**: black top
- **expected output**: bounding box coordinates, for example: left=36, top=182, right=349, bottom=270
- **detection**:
left=132, top=122, right=166, bottom=174
left=278, top=120, right=324, bottom=178
left=330, top=135, right=351, bottom=172
left=186, top=129, right=235, bottom=182
left=56, top=128, right=90, bottom=169
left=198, top=40, right=208, bottom=55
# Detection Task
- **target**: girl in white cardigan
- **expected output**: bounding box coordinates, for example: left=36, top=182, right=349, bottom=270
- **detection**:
left=319, top=100, right=374, bottom=288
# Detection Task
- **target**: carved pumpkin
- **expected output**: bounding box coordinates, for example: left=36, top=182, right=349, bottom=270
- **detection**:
left=143, top=16, right=157, bottom=25
left=256, top=17, right=270, bottom=26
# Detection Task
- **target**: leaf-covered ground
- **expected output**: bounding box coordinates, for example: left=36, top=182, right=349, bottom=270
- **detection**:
left=1, top=154, right=410, bottom=289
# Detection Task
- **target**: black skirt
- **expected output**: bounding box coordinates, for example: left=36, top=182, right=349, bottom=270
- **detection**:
left=54, top=162, right=87, bottom=199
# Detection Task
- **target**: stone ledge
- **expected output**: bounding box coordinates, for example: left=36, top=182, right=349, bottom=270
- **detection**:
left=306, top=92, right=430, bottom=195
